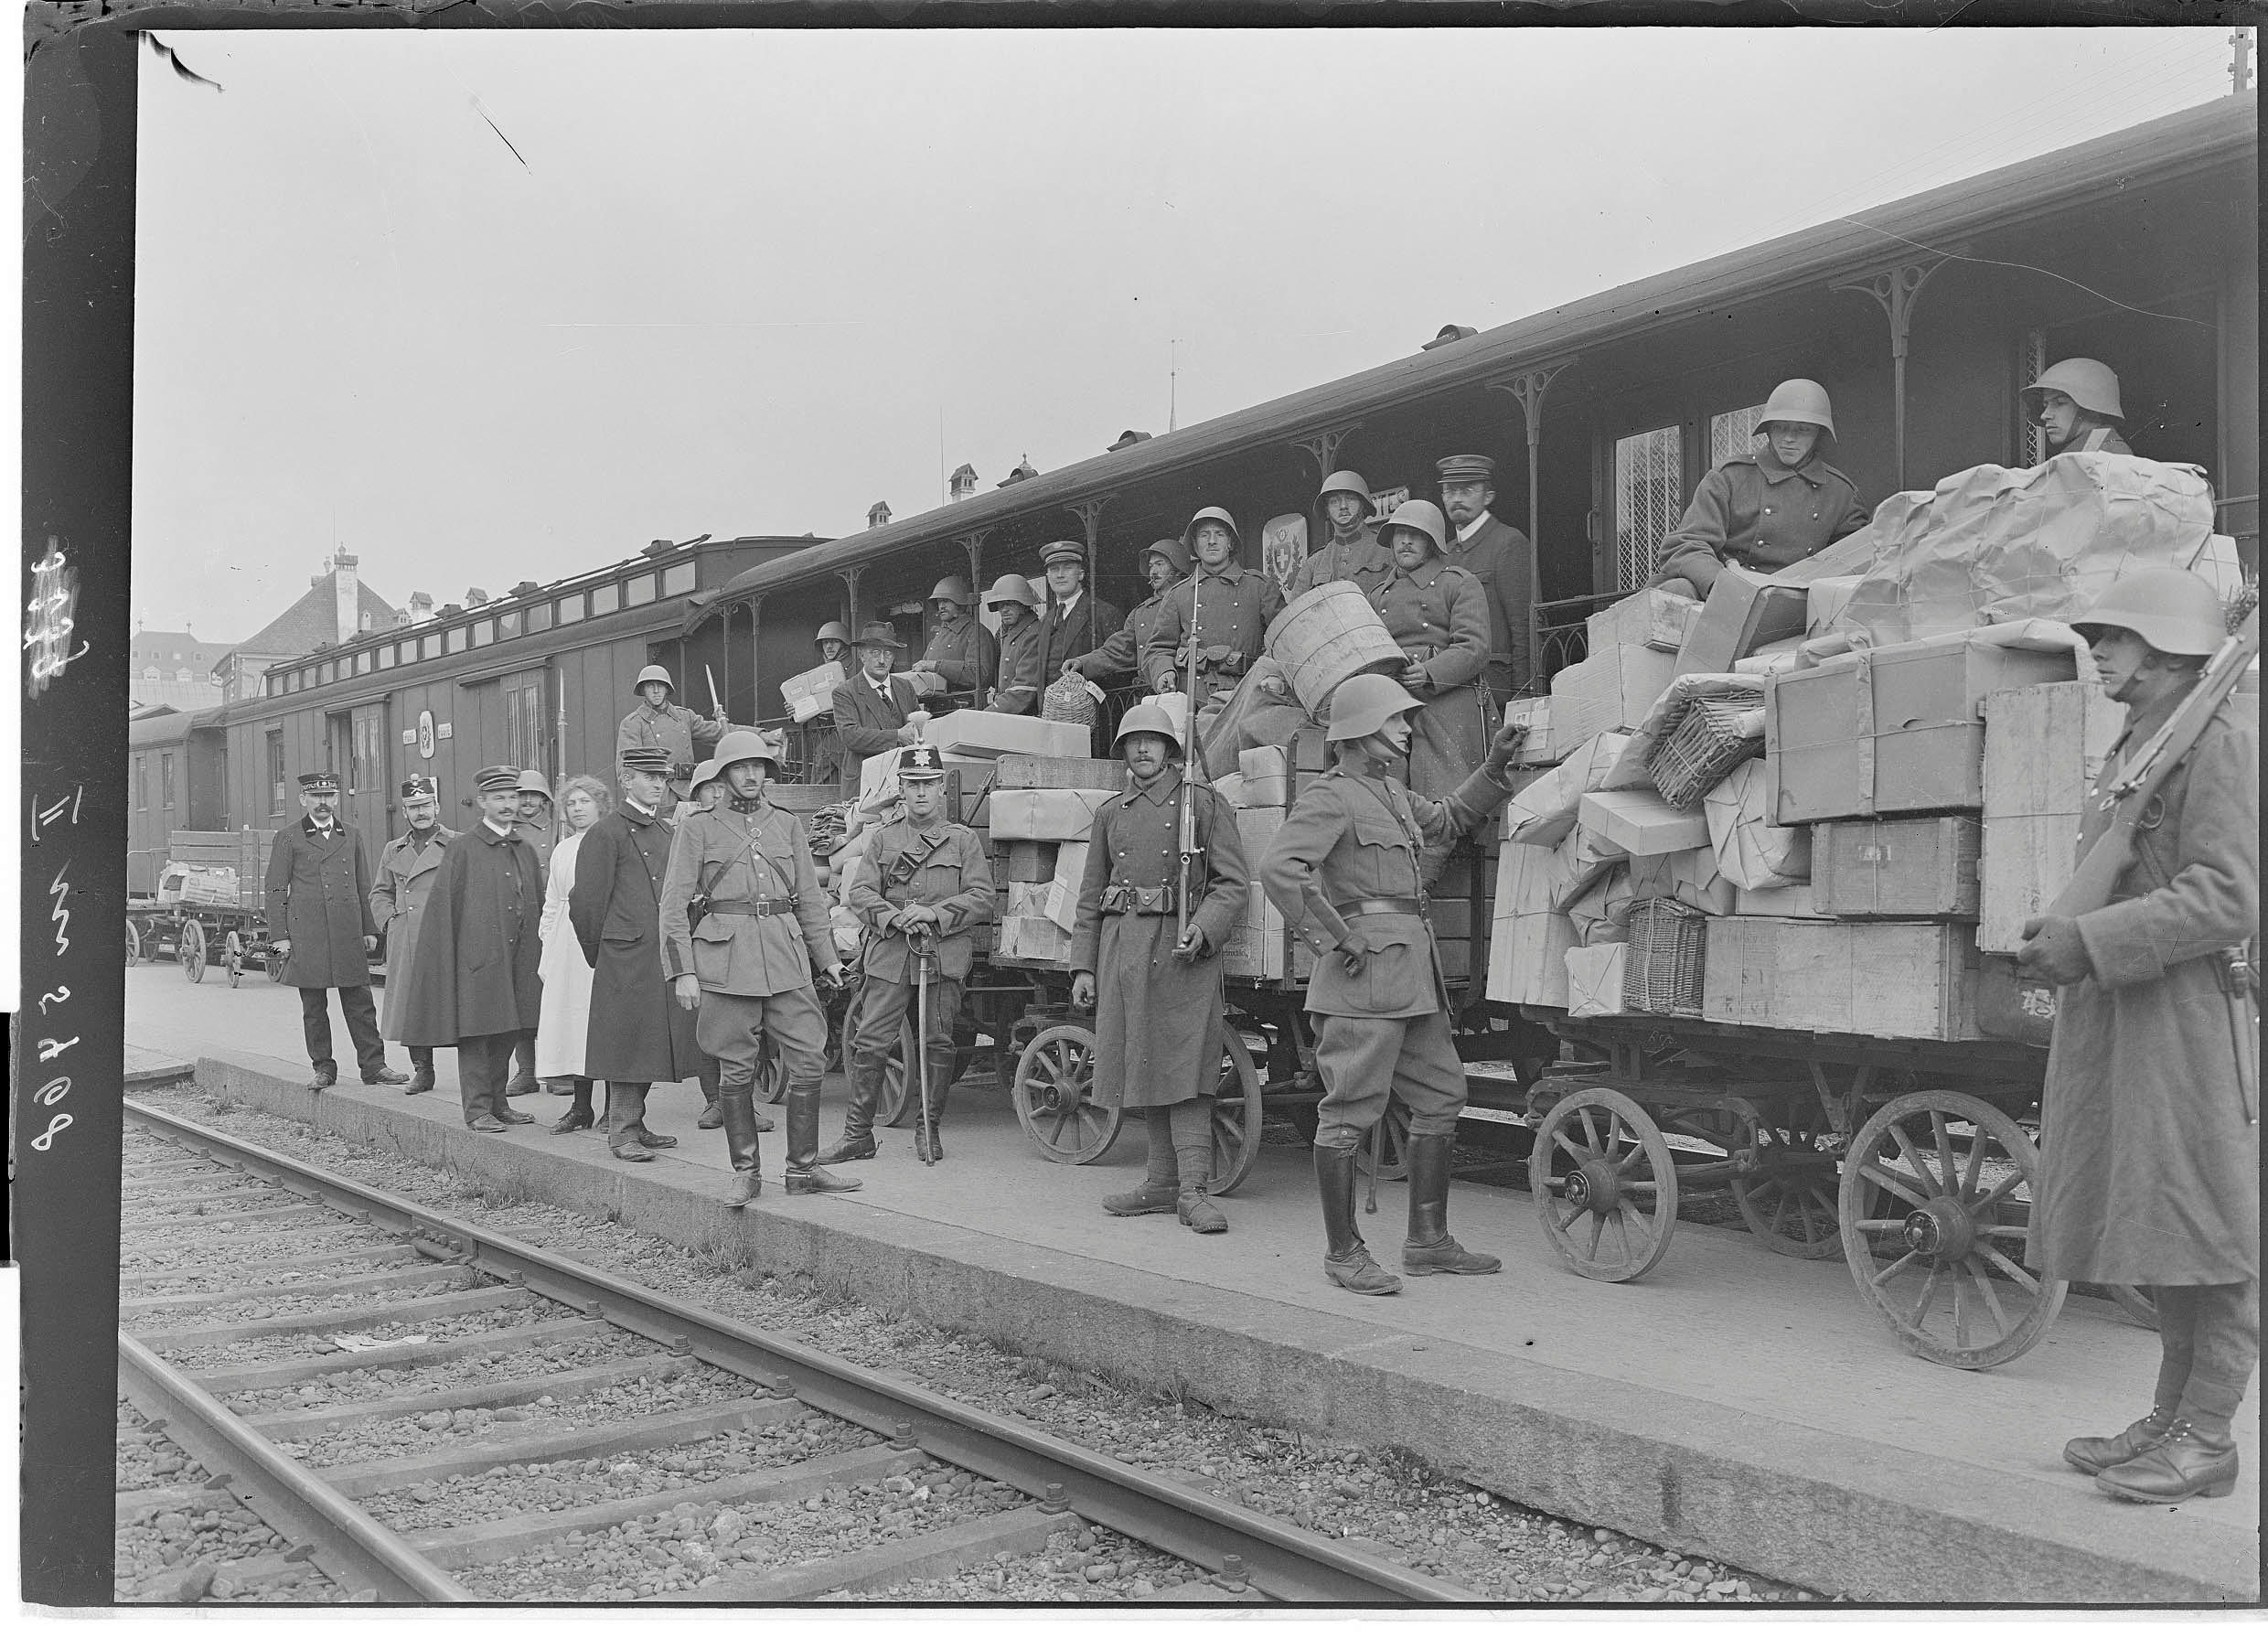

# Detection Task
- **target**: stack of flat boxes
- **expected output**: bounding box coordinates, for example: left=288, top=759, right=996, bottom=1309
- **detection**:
left=1223, top=729, right=1320, bottom=983
left=989, top=755, right=1125, bottom=968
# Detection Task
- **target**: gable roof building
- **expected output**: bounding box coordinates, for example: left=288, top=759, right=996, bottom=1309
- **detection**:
left=213, top=553, right=399, bottom=702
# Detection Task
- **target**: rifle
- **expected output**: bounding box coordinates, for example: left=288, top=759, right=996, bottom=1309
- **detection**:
left=2048, top=605, right=2258, bottom=921
left=1177, top=567, right=1204, bottom=945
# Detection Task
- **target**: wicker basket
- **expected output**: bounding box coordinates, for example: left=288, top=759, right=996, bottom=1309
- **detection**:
left=1622, top=898, right=1708, bottom=1017
left=1042, top=671, right=1099, bottom=727
left=1646, top=699, right=1763, bottom=809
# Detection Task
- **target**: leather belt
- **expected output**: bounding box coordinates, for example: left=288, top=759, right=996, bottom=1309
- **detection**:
left=1334, top=897, right=1424, bottom=918
left=703, top=897, right=797, bottom=917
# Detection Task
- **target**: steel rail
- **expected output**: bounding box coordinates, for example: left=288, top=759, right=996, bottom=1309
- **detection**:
left=116, top=1332, right=475, bottom=1602
left=125, top=1097, right=1479, bottom=1604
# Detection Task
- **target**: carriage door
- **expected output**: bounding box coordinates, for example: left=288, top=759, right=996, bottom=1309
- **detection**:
left=347, top=702, right=391, bottom=840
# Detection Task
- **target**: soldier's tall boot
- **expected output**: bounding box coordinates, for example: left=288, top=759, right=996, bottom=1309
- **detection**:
left=1317, top=1143, right=1400, bottom=1296
left=717, top=1087, right=763, bottom=1208
left=1402, top=1134, right=1501, bottom=1276
left=815, top=1057, right=883, bottom=1165
left=605, top=1082, right=655, bottom=1162
left=785, top=1080, right=861, bottom=1194
left=1102, top=1109, right=1180, bottom=1216
left=406, top=1047, right=435, bottom=1096
left=915, top=1064, right=951, bottom=1164
left=1171, top=1097, right=1226, bottom=1234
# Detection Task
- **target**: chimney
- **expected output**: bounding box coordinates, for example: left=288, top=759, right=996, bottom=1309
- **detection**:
left=409, top=591, right=434, bottom=624
left=333, top=553, right=360, bottom=644
left=948, top=464, right=979, bottom=503
left=867, top=501, right=892, bottom=530
left=465, top=587, right=490, bottom=607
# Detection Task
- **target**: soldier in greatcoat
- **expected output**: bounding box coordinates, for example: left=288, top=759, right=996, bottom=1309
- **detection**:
left=2020, top=567, right=2258, bottom=1505
left=1367, top=500, right=1492, bottom=808
left=616, top=664, right=731, bottom=779
left=1067, top=539, right=1188, bottom=688
left=986, top=574, right=1046, bottom=716
left=1260, top=677, right=1524, bottom=1296
left=1069, top=702, right=1248, bottom=1232
left=369, top=774, right=456, bottom=1094
left=1288, top=470, right=1391, bottom=601
left=1144, top=508, right=1285, bottom=714
left=660, top=731, right=852, bottom=1203
left=831, top=623, right=923, bottom=795
left=1433, top=453, right=1537, bottom=702
left=907, top=577, right=998, bottom=707
left=822, top=743, right=996, bottom=1167
left=266, top=770, right=408, bottom=1092
left=399, top=765, right=544, bottom=1130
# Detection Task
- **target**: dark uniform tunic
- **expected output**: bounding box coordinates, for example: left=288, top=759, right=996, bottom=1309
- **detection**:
left=1260, top=764, right=1512, bottom=1148
left=1441, top=512, right=1535, bottom=701
left=844, top=814, right=996, bottom=1103
left=370, top=825, right=456, bottom=1043
left=991, top=617, right=1045, bottom=716
left=570, top=801, right=704, bottom=1086
left=1369, top=559, right=1492, bottom=800
left=1287, top=525, right=1390, bottom=601
left=1072, top=585, right=1182, bottom=682
left=1036, top=591, right=1124, bottom=685
left=1069, top=772, right=1247, bottom=1111
left=398, top=819, right=545, bottom=1120
left=617, top=700, right=728, bottom=775
left=831, top=670, right=921, bottom=794
left=1652, top=449, right=1868, bottom=596
left=918, top=614, right=999, bottom=697
left=268, top=816, right=387, bottom=1078
left=1143, top=562, right=1286, bottom=709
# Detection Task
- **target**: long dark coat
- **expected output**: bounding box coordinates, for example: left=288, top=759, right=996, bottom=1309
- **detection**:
left=1036, top=593, right=1124, bottom=685
left=1068, top=773, right=1247, bottom=1110
left=2034, top=694, right=2259, bottom=1286
left=1370, top=559, right=1492, bottom=800
left=399, top=821, right=544, bottom=1046
left=369, top=825, right=456, bottom=1038
left=569, top=803, right=702, bottom=1083
left=1440, top=512, right=1536, bottom=699
left=265, top=818, right=378, bottom=989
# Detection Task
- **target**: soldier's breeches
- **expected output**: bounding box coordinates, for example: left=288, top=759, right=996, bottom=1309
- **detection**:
left=696, top=989, right=829, bottom=1092
left=2152, top=1283, right=2259, bottom=1439
left=1310, top=1012, right=1465, bottom=1152
left=850, top=974, right=962, bottom=1079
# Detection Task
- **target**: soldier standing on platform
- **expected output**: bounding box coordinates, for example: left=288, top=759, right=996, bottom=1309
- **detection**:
left=1434, top=454, right=1536, bottom=703
left=2021, top=568, right=2258, bottom=1505
left=1070, top=702, right=1248, bottom=1232
left=1288, top=470, right=1391, bottom=600
left=660, top=730, right=853, bottom=1202
left=369, top=774, right=456, bottom=1094
left=1144, top=508, right=1284, bottom=714
left=617, top=665, right=732, bottom=786
left=832, top=623, right=923, bottom=792
left=821, top=743, right=996, bottom=1166
left=907, top=577, right=998, bottom=706
left=399, top=765, right=544, bottom=1131
left=267, top=770, right=409, bottom=1092
left=1067, top=540, right=1188, bottom=689
left=572, top=747, right=712, bottom=1164
left=1260, top=677, right=1524, bottom=1295
left=986, top=574, right=1046, bottom=716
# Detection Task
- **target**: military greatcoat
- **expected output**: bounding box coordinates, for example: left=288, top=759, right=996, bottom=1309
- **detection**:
left=991, top=618, right=1045, bottom=716
left=398, top=820, right=544, bottom=1046
left=267, top=817, right=380, bottom=989
left=1652, top=448, right=1868, bottom=596
left=369, top=824, right=457, bottom=1040
left=1143, top=562, right=1286, bottom=703
left=2034, top=694, right=2259, bottom=1287
left=1069, top=772, right=1247, bottom=1111
left=1369, top=559, right=1492, bottom=800
left=617, top=699, right=728, bottom=773
left=1287, top=526, right=1390, bottom=601
left=1072, top=585, right=1182, bottom=683
left=918, top=614, right=999, bottom=695
left=570, top=801, right=703, bottom=1083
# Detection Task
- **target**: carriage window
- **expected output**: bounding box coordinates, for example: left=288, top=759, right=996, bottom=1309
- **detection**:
left=557, top=593, right=585, bottom=626
left=527, top=602, right=553, bottom=634
left=161, top=753, right=176, bottom=810
left=625, top=573, right=656, bottom=607
left=497, top=608, right=522, bottom=640
left=447, top=626, right=467, bottom=654
left=590, top=582, right=620, bottom=616
left=1711, top=403, right=1768, bottom=466
left=267, top=732, right=286, bottom=813
left=135, top=755, right=148, bottom=810
left=661, top=561, right=697, bottom=597
left=355, top=651, right=372, bottom=675
left=317, top=661, right=335, bottom=685
left=1612, top=424, right=1685, bottom=590
left=421, top=633, right=441, bottom=660
left=377, top=645, right=394, bottom=670
left=470, top=619, right=494, bottom=648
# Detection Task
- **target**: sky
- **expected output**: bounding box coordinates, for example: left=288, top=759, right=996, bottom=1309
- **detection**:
left=129, top=25, right=2246, bottom=640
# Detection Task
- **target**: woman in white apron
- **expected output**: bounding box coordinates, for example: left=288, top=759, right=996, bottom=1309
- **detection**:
left=537, top=776, right=610, bottom=1132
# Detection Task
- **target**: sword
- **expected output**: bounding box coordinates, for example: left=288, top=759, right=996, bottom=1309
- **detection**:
left=913, top=926, right=938, bottom=1165
left=706, top=664, right=728, bottom=732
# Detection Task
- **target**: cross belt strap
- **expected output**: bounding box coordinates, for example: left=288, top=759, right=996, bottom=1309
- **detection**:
left=702, top=897, right=798, bottom=917
left=1334, top=897, right=1425, bottom=918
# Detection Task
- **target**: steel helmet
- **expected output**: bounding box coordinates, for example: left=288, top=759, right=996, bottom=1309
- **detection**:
left=983, top=573, right=1041, bottom=612
left=1182, top=506, right=1242, bottom=553
left=814, top=620, right=852, bottom=647
left=711, top=728, right=781, bottom=776
left=1112, top=699, right=1184, bottom=756
left=1142, top=538, right=1191, bottom=579
left=514, top=768, right=551, bottom=798
left=1317, top=469, right=1371, bottom=505
left=2071, top=566, right=2226, bottom=658
left=1758, top=379, right=1836, bottom=440
left=686, top=757, right=722, bottom=793
left=927, top=576, right=974, bottom=608
left=1324, top=674, right=1425, bottom=743
left=1378, top=499, right=1449, bottom=558
left=2023, top=358, right=2124, bottom=424
left=633, top=664, right=676, bottom=696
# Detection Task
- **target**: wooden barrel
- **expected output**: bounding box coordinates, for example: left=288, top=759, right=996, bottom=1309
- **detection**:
left=1265, top=581, right=1404, bottom=718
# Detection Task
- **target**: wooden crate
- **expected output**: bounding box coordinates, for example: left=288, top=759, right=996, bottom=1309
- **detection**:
left=167, top=830, right=274, bottom=912
left=995, top=755, right=1128, bottom=791
left=1978, top=682, right=2119, bottom=953
left=1702, top=917, right=1980, bottom=1041
left=764, top=782, right=841, bottom=819
left=993, top=881, right=1075, bottom=969
left=1006, top=840, right=1060, bottom=883
left=1813, top=817, right=1981, bottom=920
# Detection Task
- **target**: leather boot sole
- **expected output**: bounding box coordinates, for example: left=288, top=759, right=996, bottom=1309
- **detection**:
left=551, top=1114, right=595, bottom=1135
left=630, top=1129, right=679, bottom=1150
left=729, top=1174, right=763, bottom=1209
left=1402, top=1242, right=1503, bottom=1277
left=814, top=1139, right=878, bottom=1166
left=786, top=1172, right=862, bottom=1194
left=609, top=1144, right=657, bottom=1163
left=1102, top=1192, right=1179, bottom=1217
left=2096, top=1453, right=2241, bottom=1503
left=1324, top=1257, right=1402, bottom=1297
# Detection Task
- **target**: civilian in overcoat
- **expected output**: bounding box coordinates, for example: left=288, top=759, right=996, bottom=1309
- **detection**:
left=268, top=770, right=403, bottom=1091
left=369, top=775, right=456, bottom=1091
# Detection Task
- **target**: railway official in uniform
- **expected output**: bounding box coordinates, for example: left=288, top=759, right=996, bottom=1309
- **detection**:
left=822, top=743, right=996, bottom=1167
left=399, top=765, right=545, bottom=1130
left=1144, top=508, right=1284, bottom=713
left=1261, top=677, right=1524, bottom=1296
left=1649, top=380, right=1868, bottom=601
left=617, top=665, right=732, bottom=785
left=2024, top=358, right=2134, bottom=457
left=1034, top=542, right=1123, bottom=691
left=267, top=770, right=408, bottom=1092
left=660, top=730, right=852, bottom=1201
left=2021, top=567, right=2258, bottom=1505
left=908, top=577, right=998, bottom=705
left=572, top=747, right=716, bottom=1164
left=832, top=623, right=924, bottom=792
left=1070, top=702, right=1248, bottom=1233
left=1288, top=469, right=1391, bottom=600
left=1368, top=499, right=1492, bottom=807
left=505, top=769, right=558, bottom=1097
left=1067, top=540, right=1189, bottom=688
left=369, top=775, right=456, bottom=1094
left=1434, top=454, right=1535, bottom=702
left=986, top=574, right=1046, bottom=716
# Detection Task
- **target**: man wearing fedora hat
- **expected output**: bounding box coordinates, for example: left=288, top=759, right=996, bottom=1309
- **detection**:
left=985, top=574, right=1046, bottom=716
left=1434, top=454, right=1535, bottom=701
left=268, top=769, right=408, bottom=1092
left=399, top=765, right=546, bottom=1131
left=831, top=621, right=924, bottom=796
left=370, top=774, right=457, bottom=1095
left=1033, top=541, right=1122, bottom=698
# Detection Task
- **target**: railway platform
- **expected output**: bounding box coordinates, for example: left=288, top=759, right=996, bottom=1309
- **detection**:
left=122, top=967, right=2256, bottom=1604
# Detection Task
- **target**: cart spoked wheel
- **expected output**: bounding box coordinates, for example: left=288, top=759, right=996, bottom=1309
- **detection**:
left=224, top=930, right=246, bottom=988
left=1012, top=1022, right=1119, bottom=1165
left=265, top=951, right=288, bottom=983
left=2104, top=1285, right=2160, bottom=1332
left=1726, top=1097, right=1844, bottom=1260
left=1529, top=1087, right=1679, bottom=1283
left=125, top=919, right=144, bottom=966
left=1206, top=1029, right=1265, bottom=1198
left=1837, top=1089, right=2067, bottom=1369
left=1353, top=1097, right=1411, bottom=1183
left=181, top=919, right=209, bottom=984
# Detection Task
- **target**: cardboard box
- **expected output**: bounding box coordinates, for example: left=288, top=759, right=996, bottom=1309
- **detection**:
left=995, top=755, right=1128, bottom=791
left=1733, top=882, right=1830, bottom=919
left=1565, top=864, right=1634, bottom=947
left=1629, top=847, right=1736, bottom=916
left=1503, top=732, right=1631, bottom=846
left=780, top=658, right=847, bottom=714
left=1587, top=587, right=1700, bottom=654
left=1503, top=697, right=1557, bottom=765
left=1565, top=944, right=1629, bottom=1018
left=1224, top=808, right=1289, bottom=980
left=925, top=710, right=1092, bottom=761
left=1813, top=817, right=1981, bottom=919
left=1549, top=645, right=1680, bottom=759
left=1805, top=576, right=1864, bottom=638
left=1043, top=840, right=1090, bottom=934
left=1704, top=759, right=1811, bottom=890
left=1765, top=630, right=2077, bottom=824
left=857, top=750, right=986, bottom=813
left=1977, top=681, right=2122, bottom=952
left=994, top=880, right=1074, bottom=966
left=1495, top=835, right=1580, bottom=920
left=1578, top=789, right=1713, bottom=858
left=1675, top=564, right=1810, bottom=676
left=1240, top=771, right=1289, bottom=807
left=988, top=787, right=1116, bottom=842
left=1006, top=840, right=1060, bottom=883
left=1701, top=918, right=1980, bottom=1040
left=1212, top=773, right=1247, bottom=808
left=1488, top=911, right=1576, bottom=1008
left=1239, top=745, right=1289, bottom=783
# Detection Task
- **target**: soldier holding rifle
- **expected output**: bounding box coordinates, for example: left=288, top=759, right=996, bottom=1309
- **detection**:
left=2021, top=567, right=2258, bottom=1505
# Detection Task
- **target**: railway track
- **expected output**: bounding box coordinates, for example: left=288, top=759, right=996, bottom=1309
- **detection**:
left=117, top=1097, right=1483, bottom=1605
